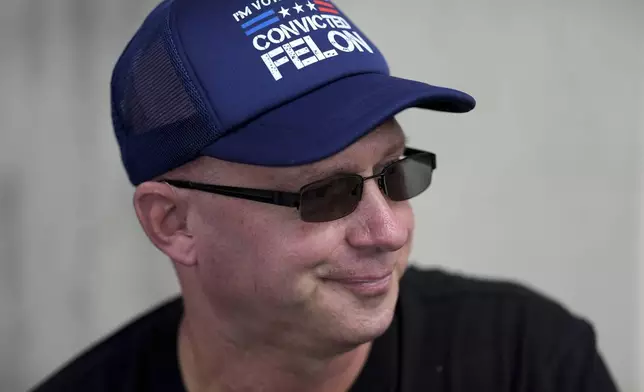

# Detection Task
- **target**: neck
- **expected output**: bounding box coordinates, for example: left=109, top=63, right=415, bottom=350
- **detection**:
left=178, top=316, right=370, bottom=392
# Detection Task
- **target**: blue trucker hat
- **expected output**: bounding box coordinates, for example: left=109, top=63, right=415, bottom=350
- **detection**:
left=111, top=0, right=476, bottom=185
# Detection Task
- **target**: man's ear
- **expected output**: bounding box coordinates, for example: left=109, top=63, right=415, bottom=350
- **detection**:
left=133, top=181, right=197, bottom=267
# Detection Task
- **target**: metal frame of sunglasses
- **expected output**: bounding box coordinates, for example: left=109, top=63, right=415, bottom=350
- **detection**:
left=159, top=147, right=436, bottom=222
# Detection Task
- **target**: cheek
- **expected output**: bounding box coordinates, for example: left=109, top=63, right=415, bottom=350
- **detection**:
left=400, top=200, right=415, bottom=230
left=189, top=200, right=344, bottom=300
left=392, top=199, right=415, bottom=237
left=396, top=202, right=415, bottom=270
left=407, top=204, right=416, bottom=242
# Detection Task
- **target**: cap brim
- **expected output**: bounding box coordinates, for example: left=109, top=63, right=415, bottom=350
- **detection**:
left=201, top=73, right=475, bottom=166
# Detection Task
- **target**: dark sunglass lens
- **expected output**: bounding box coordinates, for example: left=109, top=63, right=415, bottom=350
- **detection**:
left=300, top=176, right=363, bottom=222
left=384, top=155, right=434, bottom=201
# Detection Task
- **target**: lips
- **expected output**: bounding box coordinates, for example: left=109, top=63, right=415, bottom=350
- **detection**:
left=324, top=271, right=392, bottom=284
left=323, top=272, right=394, bottom=297
left=329, top=274, right=392, bottom=284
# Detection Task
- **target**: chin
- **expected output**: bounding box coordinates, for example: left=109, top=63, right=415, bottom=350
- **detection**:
left=329, top=277, right=400, bottom=348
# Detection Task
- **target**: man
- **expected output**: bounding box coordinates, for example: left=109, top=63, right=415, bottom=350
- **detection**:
left=32, top=0, right=619, bottom=391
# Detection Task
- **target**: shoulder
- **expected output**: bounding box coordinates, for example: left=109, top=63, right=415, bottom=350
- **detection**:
left=401, top=265, right=585, bottom=327
left=399, top=265, right=593, bottom=348
left=398, top=266, right=618, bottom=391
left=29, top=296, right=184, bottom=392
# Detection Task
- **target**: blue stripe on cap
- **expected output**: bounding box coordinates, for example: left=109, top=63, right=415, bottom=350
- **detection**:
left=244, top=16, right=280, bottom=36
left=240, top=9, right=276, bottom=29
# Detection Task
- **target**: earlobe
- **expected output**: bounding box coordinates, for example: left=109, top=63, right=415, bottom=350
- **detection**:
left=133, top=182, right=198, bottom=267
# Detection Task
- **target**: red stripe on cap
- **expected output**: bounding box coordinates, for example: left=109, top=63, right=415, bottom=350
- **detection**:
left=318, top=6, right=339, bottom=14
left=314, top=0, right=335, bottom=8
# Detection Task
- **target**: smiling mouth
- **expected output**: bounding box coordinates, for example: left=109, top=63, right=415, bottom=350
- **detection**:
left=325, top=272, right=394, bottom=297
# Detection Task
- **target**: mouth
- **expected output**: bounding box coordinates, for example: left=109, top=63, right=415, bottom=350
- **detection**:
left=324, top=272, right=394, bottom=297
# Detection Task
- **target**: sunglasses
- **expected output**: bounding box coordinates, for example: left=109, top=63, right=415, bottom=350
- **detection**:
left=160, top=147, right=436, bottom=223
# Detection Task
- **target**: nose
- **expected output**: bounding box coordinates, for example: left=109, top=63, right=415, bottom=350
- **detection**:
left=345, top=180, right=410, bottom=252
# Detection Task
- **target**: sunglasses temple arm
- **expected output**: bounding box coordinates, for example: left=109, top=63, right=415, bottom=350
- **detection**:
left=212, top=188, right=300, bottom=208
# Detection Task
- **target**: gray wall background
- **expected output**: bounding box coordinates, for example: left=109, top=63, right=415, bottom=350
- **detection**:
left=0, top=0, right=641, bottom=391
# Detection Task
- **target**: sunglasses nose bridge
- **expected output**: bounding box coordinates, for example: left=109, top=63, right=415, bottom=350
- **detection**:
left=376, top=175, right=387, bottom=195
left=360, top=172, right=388, bottom=196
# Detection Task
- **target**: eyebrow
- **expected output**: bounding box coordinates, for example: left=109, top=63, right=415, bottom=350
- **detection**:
left=294, top=134, right=409, bottom=184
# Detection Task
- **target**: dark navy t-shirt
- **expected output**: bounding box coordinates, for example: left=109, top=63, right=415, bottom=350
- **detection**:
left=30, top=267, right=619, bottom=392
